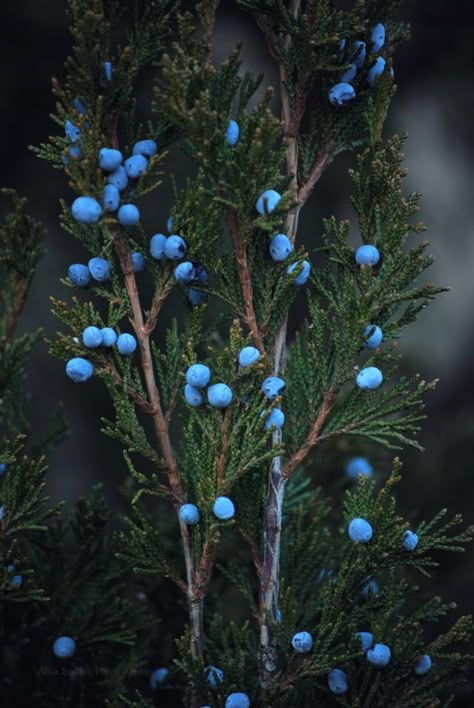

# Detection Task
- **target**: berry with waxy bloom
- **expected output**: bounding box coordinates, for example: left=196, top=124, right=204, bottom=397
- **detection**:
left=118, top=204, right=140, bottom=226
left=371, top=23, right=385, bottom=53
left=256, top=189, right=282, bottom=215
left=355, top=244, right=380, bottom=265
left=226, top=119, right=240, bottom=146
left=117, top=333, right=137, bottom=355
left=66, top=358, right=94, bottom=383
left=208, top=383, right=233, bottom=408
left=368, top=57, right=387, bottom=87
left=108, top=165, right=128, bottom=191
left=101, top=328, right=117, bottom=347
left=346, top=457, right=373, bottom=480
left=65, top=120, right=80, bottom=143
left=52, top=636, right=76, bottom=659
left=179, top=504, right=200, bottom=525
left=287, top=260, right=311, bottom=285
left=98, top=148, right=123, bottom=172
left=356, top=366, right=383, bottom=390
left=82, top=326, right=103, bottom=349
left=88, top=257, right=111, bottom=282
left=175, top=262, right=195, bottom=284
left=133, top=139, right=157, bottom=158
left=329, top=82, right=356, bottom=106
left=238, top=346, right=261, bottom=367
left=263, top=408, right=285, bottom=430
left=403, top=529, right=419, bottom=551
left=71, top=197, right=102, bottom=224
left=261, top=376, right=285, bottom=400
left=364, top=324, right=383, bottom=349
left=131, top=252, right=145, bottom=272
left=355, top=631, right=374, bottom=652
left=269, top=233, right=293, bottom=261
left=186, top=364, right=211, bottom=389
left=184, top=384, right=204, bottom=407
left=348, top=517, right=373, bottom=543
left=367, top=643, right=391, bottom=667
left=165, top=235, right=187, bottom=260
left=102, top=184, right=120, bottom=212
left=68, top=264, right=90, bottom=287
left=291, top=631, right=313, bottom=653
left=213, top=497, right=235, bottom=520
left=328, top=669, right=348, bottom=695
left=225, top=694, right=250, bottom=708
left=414, top=654, right=432, bottom=675
left=150, top=233, right=167, bottom=260
left=125, top=154, right=148, bottom=179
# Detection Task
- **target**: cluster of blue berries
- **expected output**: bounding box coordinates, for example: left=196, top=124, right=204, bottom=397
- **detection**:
left=255, top=191, right=311, bottom=285
left=174, top=261, right=209, bottom=304
left=236, top=347, right=285, bottom=430
left=290, top=629, right=431, bottom=694
left=178, top=496, right=235, bottom=526
left=0, top=463, right=6, bottom=476
left=82, top=326, right=137, bottom=354
left=70, top=139, right=157, bottom=227
left=65, top=328, right=137, bottom=383
left=150, top=221, right=209, bottom=306
left=184, top=363, right=233, bottom=409
left=329, top=23, right=388, bottom=107
left=354, top=243, right=385, bottom=390
left=261, top=375, right=285, bottom=430
left=68, top=257, right=114, bottom=287
left=178, top=497, right=235, bottom=526
left=347, top=516, right=420, bottom=553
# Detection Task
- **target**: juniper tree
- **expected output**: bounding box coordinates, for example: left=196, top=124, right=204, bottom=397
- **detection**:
left=1, top=0, right=471, bottom=706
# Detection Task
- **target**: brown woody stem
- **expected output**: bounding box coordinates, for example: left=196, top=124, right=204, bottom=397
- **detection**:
left=113, top=236, right=204, bottom=675
left=228, top=207, right=266, bottom=354
left=258, top=3, right=334, bottom=689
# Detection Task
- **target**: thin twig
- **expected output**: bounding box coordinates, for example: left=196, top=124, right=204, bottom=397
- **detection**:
left=298, top=145, right=334, bottom=204
left=282, top=391, right=336, bottom=478
left=228, top=207, right=266, bottom=354
left=144, top=276, right=172, bottom=335
left=102, top=360, right=154, bottom=413
left=113, top=234, right=204, bottom=665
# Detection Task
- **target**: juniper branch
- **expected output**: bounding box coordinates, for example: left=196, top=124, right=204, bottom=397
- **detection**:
left=113, top=234, right=204, bottom=664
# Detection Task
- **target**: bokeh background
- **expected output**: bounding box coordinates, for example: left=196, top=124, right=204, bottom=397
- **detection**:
left=0, top=0, right=473, bottom=700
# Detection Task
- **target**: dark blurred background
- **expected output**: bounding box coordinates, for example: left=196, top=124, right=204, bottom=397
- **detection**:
left=0, top=0, right=473, bottom=691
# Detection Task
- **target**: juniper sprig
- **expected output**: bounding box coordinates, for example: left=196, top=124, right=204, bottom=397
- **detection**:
left=1, top=1, right=469, bottom=706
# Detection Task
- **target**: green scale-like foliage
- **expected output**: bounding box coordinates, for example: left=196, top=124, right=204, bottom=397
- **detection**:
left=12, top=0, right=472, bottom=706
left=0, top=190, right=154, bottom=704
left=285, top=133, right=445, bottom=455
